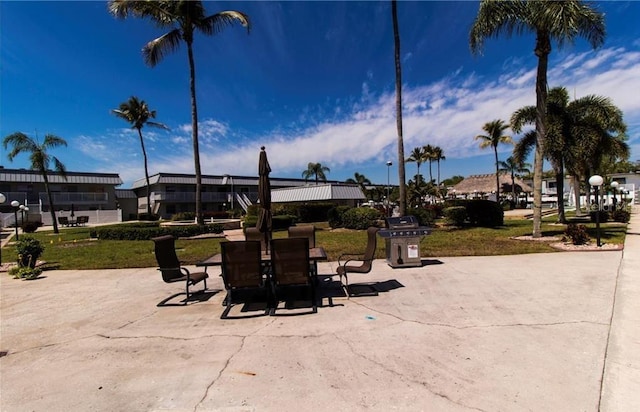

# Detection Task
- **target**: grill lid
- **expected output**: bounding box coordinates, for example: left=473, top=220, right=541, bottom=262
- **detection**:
left=385, top=215, right=420, bottom=229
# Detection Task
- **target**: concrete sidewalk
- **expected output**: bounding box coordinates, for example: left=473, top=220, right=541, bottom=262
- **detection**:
left=1, top=210, right=638, bottom=411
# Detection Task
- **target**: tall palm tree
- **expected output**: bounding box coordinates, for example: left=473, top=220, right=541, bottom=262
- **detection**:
left=470, top=0, right=605, bottom=237
left=109, top=1, right=250, bottom=225
left=405, top=146, right=426, bottom=184
left=112, top=96, right=168, bottom=216
left=512, top=87, right=627, bottom=220
left=3, top=132, right=67, bottom=234
left=302, top=162, right=331, bottom=184
left=475, top=119, right=513, bottom=202
left=499, top=156, right=531, bottom=207
left=432, top=145, right=446, bottom=186
left=346, top=172, right=372, bottom=196
left=422, top=144, right=435, bottom=183
left=392, top=0, right=407, bottom=216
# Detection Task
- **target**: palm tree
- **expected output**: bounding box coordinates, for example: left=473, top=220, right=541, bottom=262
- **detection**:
left=405, top=146, right=426, bottom=184
left=432, top=145, right=446, bottom=186
left=109, top=1, right=250, bottom=225
left=512, top=87, right=627, bottom=220
left=475, top=119, right=513, bottom=202
left=346, top=172, right=372, bottom=196
left=470, top=0, right=605, bottom=237
left=302, top=162, right=331, bottom=184
left=3, top=132, right=67, bottom=234
left=112, top=96, right=168, bottom=217
left=499, top=156, right=531, bottom=208
left=392, top=0, right=407, bottom=216
left=422, top=144, right=435, bottom=183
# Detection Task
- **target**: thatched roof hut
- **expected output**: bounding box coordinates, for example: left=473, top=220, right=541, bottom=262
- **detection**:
left=451, top=173, right=533, bottom=195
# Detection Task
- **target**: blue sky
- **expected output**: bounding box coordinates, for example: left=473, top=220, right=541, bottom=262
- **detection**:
left=1, top=1, right=639, bottom=188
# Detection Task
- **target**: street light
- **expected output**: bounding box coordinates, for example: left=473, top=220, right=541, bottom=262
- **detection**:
left=0, top=192, right=5, bottom=264
left=386, top=160, right=393, bottom=217
left=610, top=181, right=619, bottom=210
left=589, top=175, right=604, bottom=247
left=11, top=200, right=20, bottom=241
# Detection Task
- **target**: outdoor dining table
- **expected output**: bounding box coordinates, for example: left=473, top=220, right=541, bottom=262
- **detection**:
left=196, top=246, right=328, bottom=268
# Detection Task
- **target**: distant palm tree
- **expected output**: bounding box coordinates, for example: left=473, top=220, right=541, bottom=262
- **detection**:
left=470, top=0, right=605, bottom=237
left=3, top=132, right=67, bottom=234
left=423, top=144, right=435, bottom=183
left=475, top=119, right=513, bottom=202
left=346, top=172, right=372, bottom=196
left=112, top=96, right=168, bottom=216
left=432, top=146, right=446, bottom=186
left=405, top=146, right=426, bottom=184
left=109, top=0, right=250, bottom=225
left=499, top=156, right=531, bottom=207
left=392, top=0, right=407, bottom=216
left=302, top=162, right=330, bottom=184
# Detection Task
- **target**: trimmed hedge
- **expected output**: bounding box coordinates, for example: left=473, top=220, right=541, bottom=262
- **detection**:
left=341, top=207, right=382, bottom=230
left=96, top=223, right=223, bottom=240
left=327, top=206, right=351, bottom=228
left=443, top=206, right=467, bottom=227
left=611, top=209, right=631, bottom=223
left=243, top=214, right=297, bottom=231
left=406, top=207, right=436, bottom=226
left=443, top=199, right=504, bottom=227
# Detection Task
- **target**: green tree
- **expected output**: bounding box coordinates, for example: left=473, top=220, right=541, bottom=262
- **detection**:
left=302, top=162, right=331, bottom=184
left=470, top=0, right=605, bottom=237
left=109, top=1, right=250, bottom=225
left=112, top=96, right=168, bottom=216
left=405, top=146, right=426, bottom=184
left=499, top=156, right=531, bottom=208
left=392, top=0, right=407, bottom=216
left=423, top=144, right=435, bottom=183
left=475, top=119, right=513, bottom=202
left=345, top=172, right=372, bottom=196
left=3, top=133, right=67, bottom=234
left=432, top=145, right=446, bottom=186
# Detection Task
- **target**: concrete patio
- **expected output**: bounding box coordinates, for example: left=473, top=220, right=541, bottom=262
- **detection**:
left=1, top=210, right=638, bottom=411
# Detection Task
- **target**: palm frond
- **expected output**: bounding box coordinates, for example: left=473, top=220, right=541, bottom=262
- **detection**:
left=201, top=11, right=251, bottom=36
left=143, top=29, right=182, bottom=67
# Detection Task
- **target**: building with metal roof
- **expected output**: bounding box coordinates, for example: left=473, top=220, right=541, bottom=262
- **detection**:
left=271, top=184, right=366, bottom=205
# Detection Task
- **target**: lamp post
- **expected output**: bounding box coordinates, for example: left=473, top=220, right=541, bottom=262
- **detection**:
left=11, top=200, right=20, bottom=241
left=386, top=160, right=393, bottom=217
left=589, top=175, right=603, bottom=247
left=0, top=193, right=5, bottom=264
left=222, top=174, right=234, bottom=212
left=610, top=181, right=619, bottom=211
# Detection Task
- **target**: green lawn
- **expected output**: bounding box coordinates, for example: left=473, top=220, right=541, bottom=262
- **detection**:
left=2, top=218, right=627, bottom=270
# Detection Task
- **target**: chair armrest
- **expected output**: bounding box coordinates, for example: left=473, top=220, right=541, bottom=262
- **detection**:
left=338, top=253, right=365, bottom=267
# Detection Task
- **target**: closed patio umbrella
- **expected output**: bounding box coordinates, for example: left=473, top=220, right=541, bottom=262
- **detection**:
left=256, top=146, right=272, bottom=253
left=70, top=203, right=75, bottom=218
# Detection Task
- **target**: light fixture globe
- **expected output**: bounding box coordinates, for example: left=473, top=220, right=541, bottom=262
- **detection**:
left=611, top=181, right=619, bottom=189
left=11, top=200, right=19, bottom=208
left=0, top=193, right=5, bottom=204
left=588, top=175, right=603, bottom=187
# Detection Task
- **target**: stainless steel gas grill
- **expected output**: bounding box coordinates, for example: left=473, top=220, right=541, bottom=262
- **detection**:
left=378, top=216, right=431, bottom=268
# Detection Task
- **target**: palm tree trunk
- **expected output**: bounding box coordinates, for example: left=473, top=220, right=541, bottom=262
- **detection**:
left=511, top=170, right=516, bottom=207
left=437, top=159, right=441, bottom=186
left=554, top=164, right=566, bottom=223
left=392, top=0, right=406, bottom=216
left=428, top=160, right=433, bottom=183
left=187, top=41, right=203, bottom=225
left=137, top=128, right=152, bottom=216
left=494, top=147, right=500, bottom=202
left=42, top=171, right=59, bottom=234
left=532, top=33, right=551, bottom=238
left=573, top=174, right=583, bottom=215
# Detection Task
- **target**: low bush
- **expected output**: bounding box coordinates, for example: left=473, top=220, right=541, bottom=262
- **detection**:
left=138, top=213, right=160, bottom=221
left=589, top=210, right=609, bottom=223
left=21, top=221, right=43, bottom=233
left=406, top=207, right=436, bottom=226
left=611, top=209, right=631, bottom=223
left=443, top=206, right=467, bottom=226
left=170, top=212, right=195, bottom=221
left=563, top=223, right=590, bottom=245
left=8, top=266, right=42, bottom=280
left=341, top=207, right=382, bottom=230
left=14, top=237, right=45, bottom=268
left=444, top=199, right=504, bottom=227
left=327, top=206, right=351, bottom=228
left=243, top=215, right=296, bottom=231
left=96, top=224, right=222, bottom=240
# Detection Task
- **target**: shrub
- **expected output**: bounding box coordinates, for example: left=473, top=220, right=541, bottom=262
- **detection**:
left=563, top=223, right=590, bottom=245
left=21, top=221, right=43, bottom=233
left=611, top=209, right=630, bottom=223
left=327, top=206, right=351, bottom=228
left=95, top=224, right=221, bottom=241
left=589, top=210, right=609, bottom=223
left=406, top=207, right=436, bottom=226
left=444, top=199, right=504, bottom=227
left=8, top=265, right=43, bottom=280
left=170, top=212, right=195, bottom=221
left=138, top=213, right=160, bottom=221
left=342, top=207, right=382, bottom=230
left=14, top=237, right=45, bottom=268
left=443, top=206, right=468, bottom=226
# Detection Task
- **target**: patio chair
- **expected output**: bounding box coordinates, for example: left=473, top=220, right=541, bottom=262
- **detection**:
left=288, top=225, right=317, bottom=276
left=58, top=216, right=69, bottom=227
left=336, top=226, right=379, bottom=297
left=244, top=227, right=267, bottom=251
left=220, top=240, right=270, bottom=319
left=270, top=237, right=316, bottom=315
left=151, top=235, right=208, bottom=306
left=76, top=216, right=89, bottom=226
